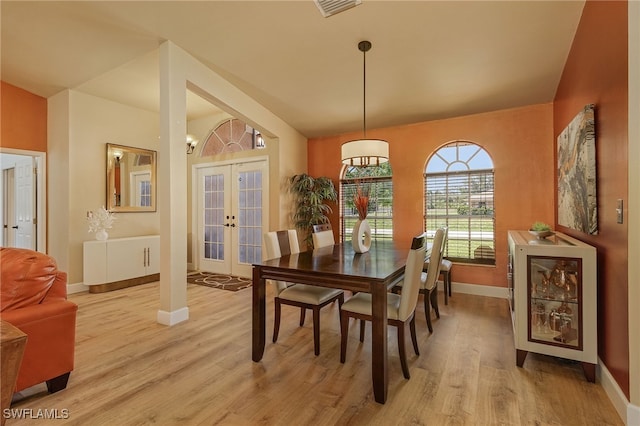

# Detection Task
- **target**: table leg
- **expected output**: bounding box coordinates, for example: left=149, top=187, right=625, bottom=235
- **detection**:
left=371, top=282, right=388, bottom=404
left=252, top=266, right=266, bottom=362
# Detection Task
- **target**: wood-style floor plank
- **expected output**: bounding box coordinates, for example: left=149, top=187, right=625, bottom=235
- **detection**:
left=8, top=282, right=623, bottom=425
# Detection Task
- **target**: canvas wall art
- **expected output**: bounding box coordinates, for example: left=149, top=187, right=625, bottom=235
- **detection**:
left=557, top=104, right=597, bottom=235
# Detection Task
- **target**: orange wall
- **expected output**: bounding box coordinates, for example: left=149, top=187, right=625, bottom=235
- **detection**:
left=0, top=82, right=47, bottom=151
left=309, top=103, right=555, bottom=288
left=554, top=1, right=629, bottom=397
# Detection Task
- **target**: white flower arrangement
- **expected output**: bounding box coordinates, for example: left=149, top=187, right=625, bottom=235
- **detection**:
left=87, top=206, right=116, bottom=234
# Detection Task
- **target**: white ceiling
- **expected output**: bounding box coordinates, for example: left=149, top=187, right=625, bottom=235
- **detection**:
left=1, top=1, right=585, bottom=138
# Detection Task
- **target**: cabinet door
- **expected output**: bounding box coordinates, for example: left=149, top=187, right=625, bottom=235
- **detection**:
left=106, top=238, right=147, bottom=282
left=83, top=241, right=107, bottom=285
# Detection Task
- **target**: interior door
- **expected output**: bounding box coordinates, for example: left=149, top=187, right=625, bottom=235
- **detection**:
left=2, top=168, right=16, bottom=247
left=0, top=152, right=45, bottom=251
left=196, top=160, right=267, bottom=277
left=14, top=157, right=36, bottom=249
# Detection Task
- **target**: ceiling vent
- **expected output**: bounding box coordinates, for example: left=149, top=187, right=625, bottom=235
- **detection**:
left=314, top=0, right=362, bottom=18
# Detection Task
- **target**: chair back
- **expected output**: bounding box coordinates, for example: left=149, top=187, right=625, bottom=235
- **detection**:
left=397, top=232, right=429, bottom=321
left=440, top=226, right=448, bottom=258
left=312, top=229, right=335, bottom=248
left=264, top=230, right=300, bottom=294
left=312, top=223, right=332, bottom=233
left=423, top=227, right=446, bottom=292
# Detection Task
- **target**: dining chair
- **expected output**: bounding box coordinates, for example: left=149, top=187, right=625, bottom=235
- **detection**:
left=264, top=229, right=344, bottom=356
left=393, top=227, right=447, bottom=333
left=339, top=231, right=439, bottom=379
left=312, top=223, right=332, bottom=233
left=312, top=223, right=335, bottom=248
left=424, top=227, right=453, bottom=305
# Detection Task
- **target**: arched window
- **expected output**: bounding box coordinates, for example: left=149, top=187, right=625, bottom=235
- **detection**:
left=340, top=163, right=393, bottom=242
left=424, top=141, right=495, bottom=265
left=199, top=118, right=264, bottom=156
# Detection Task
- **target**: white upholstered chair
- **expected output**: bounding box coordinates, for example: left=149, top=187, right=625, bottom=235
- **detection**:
left=264, top=229, right=344, bottom=356
left=394, top=227, right=446, bottom=333
left=424, top=226, right=453, bottom=305
left=339, top=231, right=435, bottom=379
left=312, top=223, right=335, bottom=249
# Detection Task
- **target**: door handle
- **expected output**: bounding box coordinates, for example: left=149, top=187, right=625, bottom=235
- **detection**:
left=11, top=226, right=18, bottom=229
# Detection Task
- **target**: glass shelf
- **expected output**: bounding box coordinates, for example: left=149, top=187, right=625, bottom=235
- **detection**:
left=527, top=255, right=583, bottom=350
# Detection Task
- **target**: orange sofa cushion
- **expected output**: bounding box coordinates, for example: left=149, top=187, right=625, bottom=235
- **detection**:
left=0, top=248, right=58, bottom=312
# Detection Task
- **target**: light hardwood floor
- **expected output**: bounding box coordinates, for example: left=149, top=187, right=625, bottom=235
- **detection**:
left=9, top=282, right=622, bottom=425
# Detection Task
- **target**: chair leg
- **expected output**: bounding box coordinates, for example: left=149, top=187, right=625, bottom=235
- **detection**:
left=299, top=307, right=306, bottom=326
left=424, top=294, right=433, bottom=333
left=313, top=306, right=321, bottom=356
left=397, top=323, right=410, bottom=379
left=443, top=271, right=449, bottom=305
left=359, top=319, right=366, bottom=342
left=447, top=271, right=452, bottom=297
left=340, top=311, right=349, bottom=363
left=430, top=287, right=440, bottom=319
left=410, top=316, right=419, bottom=356
left=273, top=298, right=282, bottom=343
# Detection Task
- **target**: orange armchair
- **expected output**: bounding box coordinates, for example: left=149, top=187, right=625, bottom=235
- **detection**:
left=0, top=248, right=77, bottom=393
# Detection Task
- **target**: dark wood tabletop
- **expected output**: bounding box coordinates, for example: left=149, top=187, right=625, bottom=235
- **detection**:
left=252, top=240, right=411, bottom=404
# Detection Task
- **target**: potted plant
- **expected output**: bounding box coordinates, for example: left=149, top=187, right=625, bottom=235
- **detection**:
left=529, top=221, right=554, bottom=239
left=289, top=173, right=337, bottom=248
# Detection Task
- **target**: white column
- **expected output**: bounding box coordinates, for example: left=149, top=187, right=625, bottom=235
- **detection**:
left=157, top=41, right=189, bottom=325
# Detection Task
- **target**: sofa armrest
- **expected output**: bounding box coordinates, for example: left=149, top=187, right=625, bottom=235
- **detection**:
left=0, top=300, right=78, bottom=392
left=1, top=300, right=77, bottom=327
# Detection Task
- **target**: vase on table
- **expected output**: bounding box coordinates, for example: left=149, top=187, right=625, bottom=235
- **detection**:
left=95, top=229, right=109, bottom=241
left=351, top=219, right=372, bottom=253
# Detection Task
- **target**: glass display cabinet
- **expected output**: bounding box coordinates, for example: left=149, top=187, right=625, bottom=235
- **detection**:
left=507, top=230, right=597, bottom=382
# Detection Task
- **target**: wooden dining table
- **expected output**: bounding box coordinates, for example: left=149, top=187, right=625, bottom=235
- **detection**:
left=252, top=240, right=412, bottom=404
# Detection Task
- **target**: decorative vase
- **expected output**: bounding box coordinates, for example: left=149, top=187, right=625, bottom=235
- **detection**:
left=95, top=229, right=109, bottom=241
left=351, top=219, right=372, bottom=253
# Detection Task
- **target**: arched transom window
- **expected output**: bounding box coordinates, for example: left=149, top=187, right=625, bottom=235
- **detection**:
left=199, top=118, right=264, bottom=157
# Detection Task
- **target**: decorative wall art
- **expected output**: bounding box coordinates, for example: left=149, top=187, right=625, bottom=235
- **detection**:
left=557, top=104, right=597, bottom=235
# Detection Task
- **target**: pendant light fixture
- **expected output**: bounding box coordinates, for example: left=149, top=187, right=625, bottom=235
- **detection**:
left=341, top=40, right=389, bottom=167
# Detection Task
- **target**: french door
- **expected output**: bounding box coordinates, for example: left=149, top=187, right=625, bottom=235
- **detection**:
left=195, top=159, right=267, bottom=277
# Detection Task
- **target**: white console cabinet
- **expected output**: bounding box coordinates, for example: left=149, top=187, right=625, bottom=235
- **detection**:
left=83, top=235, right=159, bottom=293
left=507, top=230, right=597, bottom=381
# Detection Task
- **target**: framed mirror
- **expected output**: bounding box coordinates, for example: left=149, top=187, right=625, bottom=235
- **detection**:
left=106, top=143, right=157, bottom=212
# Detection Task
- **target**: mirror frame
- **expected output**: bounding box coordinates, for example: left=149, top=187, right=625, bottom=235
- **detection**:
left=106, top=143, right=157, bottom=212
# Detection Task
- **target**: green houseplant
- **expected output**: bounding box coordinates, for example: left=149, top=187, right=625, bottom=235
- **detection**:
left=289, top=173, right=337, bottom=248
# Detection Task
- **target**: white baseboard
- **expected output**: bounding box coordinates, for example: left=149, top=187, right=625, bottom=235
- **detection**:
left=440, top=280, right=510, bottom=299
left=67, top=282, right=89, bottom=294
left=157, top=307, right=189, bottom=326
left=599, top=356, right=636, bottom=425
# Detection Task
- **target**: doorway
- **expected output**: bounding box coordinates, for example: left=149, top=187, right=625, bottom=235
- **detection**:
left=0, top=150, right=46, bottom=251
left=193, top=158, right=268, bottom=278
